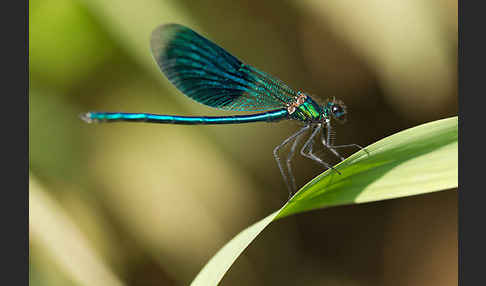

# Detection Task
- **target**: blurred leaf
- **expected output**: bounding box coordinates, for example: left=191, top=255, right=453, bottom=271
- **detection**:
left=29, top=0, right=115, bottom=87
left=192, top=116, right=457, bottom=285
left=78, top=0, right=194, bottom=73
left=30, top=252, right=77, bottom=286
left=29, top=174, right=123, bottom=286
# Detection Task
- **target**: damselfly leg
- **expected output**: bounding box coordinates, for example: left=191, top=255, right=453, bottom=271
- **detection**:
left=273, top=125, right=310, bottom=197
left=321, top=121, right=369, bottom=160
left=286, top=129, right=305, bottom=194
left=300, top=124, right=342, bottom=175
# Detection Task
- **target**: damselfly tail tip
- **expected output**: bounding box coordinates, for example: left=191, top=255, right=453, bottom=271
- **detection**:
left=79, top=112, right=95, bottom=123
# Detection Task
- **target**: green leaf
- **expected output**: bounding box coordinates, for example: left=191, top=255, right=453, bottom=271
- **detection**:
left=191, top=116, right=458, bottom=285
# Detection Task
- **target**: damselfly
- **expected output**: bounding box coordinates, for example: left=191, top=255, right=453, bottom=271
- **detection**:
left=81, top=24, right=365, bottom=196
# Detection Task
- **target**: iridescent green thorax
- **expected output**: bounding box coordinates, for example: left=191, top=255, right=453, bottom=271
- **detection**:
left=323, top=101, right=332, bottom=119
left=289, top=94, right=325, bottom=122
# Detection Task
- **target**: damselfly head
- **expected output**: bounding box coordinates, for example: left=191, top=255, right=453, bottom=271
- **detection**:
left=324, top=98, right=347, bottom=124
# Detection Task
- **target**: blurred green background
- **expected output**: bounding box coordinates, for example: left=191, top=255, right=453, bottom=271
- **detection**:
left=29, top=0, right=458, bottom=285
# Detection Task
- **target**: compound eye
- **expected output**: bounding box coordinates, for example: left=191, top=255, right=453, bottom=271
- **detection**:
left=332, top=105, right=343, bottom=115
